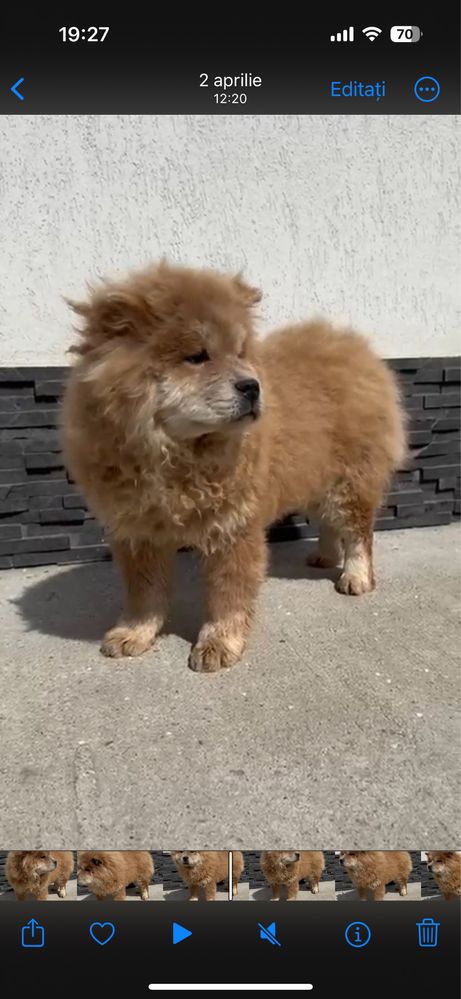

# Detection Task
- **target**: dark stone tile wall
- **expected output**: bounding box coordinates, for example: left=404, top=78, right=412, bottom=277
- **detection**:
left=0, top=359, right=459, bottom=568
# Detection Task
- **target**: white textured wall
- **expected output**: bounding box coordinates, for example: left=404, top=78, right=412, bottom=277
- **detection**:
left=0, top=115, right=459, bottom=365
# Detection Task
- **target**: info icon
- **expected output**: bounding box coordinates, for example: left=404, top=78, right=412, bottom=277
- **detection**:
left=345, top=921, right=371, bottom=949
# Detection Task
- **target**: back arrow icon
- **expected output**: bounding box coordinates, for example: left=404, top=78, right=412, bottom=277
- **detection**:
left=11, top=77, right=25, bottom=100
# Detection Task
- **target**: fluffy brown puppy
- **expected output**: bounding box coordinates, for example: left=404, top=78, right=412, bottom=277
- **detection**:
left=6, top=851, right=74, bottom=901
left=261, top=851, right=325, bottom=900
left=77, top=851, right=153, bottom=901
left=171, top=851, right=241, bottom=900
left=62, top=263, right=405, bottom=672
left=339, top=851, right=412, bottom=901
left=426, top=852, right=461, bottom=901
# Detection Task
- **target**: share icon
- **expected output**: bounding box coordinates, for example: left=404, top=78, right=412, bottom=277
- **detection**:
left=258, top=921, right=282, bottom=947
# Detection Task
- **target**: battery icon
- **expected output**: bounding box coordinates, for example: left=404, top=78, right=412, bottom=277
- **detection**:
left=391, top=25, right=422, bottom=42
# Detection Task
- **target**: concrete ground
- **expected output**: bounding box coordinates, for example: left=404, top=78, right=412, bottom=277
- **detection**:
left=0, top=525, right=459, bottom=847
left=163, top=887, right=232, bottom=902
left=249, top=882, right=336, bottom=901
left=0, top=879, right=164, bottom=901
left=0, top=877, right=78, bottom=901
left=336, top=883, right=421, bottom=901
left=77, top=884, right=164, bottom=901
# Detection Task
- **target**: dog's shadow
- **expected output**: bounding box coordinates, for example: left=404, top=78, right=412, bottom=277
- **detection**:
left=250, top=885, right=273, bottom=901
left=13, top=540, right=339, bottom=647
left=163, top=884, right=228, bottom=901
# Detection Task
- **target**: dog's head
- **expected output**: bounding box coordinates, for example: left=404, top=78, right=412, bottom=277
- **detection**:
left=171, top=851, right=205, bottom=869
left=339, top=851, right=367, bottom=871
left=273, top=850, right=299, bottom=867
left=18, top=852, right=57, bottom=878
left=426, top=852, right=457, bottom=875
left=77, top=851, right=117, bottom=891
left=69, top=263, right=263, bottom=442
left=267, top=851, right=301, bottom=868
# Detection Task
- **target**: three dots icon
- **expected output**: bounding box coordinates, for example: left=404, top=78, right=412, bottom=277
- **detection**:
left=414, top=76, right=441, bottom=102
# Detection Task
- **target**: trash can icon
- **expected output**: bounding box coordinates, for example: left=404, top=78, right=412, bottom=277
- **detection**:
left=416, top=918, right=440, bottom=948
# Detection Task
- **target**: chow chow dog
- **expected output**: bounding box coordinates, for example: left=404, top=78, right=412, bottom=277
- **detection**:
left=339, top=851, right=412, bottom=900
left=62, top=263, right=405, bottom=672
left=171, top=850, right=243, bottom=900
left=6, top=851, right=74, bottom=901
left=426, top=852, right=461, bottom=900
left=77, top=851, right=153, bottom=900
left=261, top=850, right=325, bottom=900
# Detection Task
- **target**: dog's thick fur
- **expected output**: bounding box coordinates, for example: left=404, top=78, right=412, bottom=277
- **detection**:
left=261, top=851, right=325, bottom=900
left=77, top=851, right=153, bottom=900
left=426, top=852, right=461, bottom=901
left=171, top=851, right=243, bottom=900
left=6, top=851, right=74, bottom=901
left=339, top=851, right=412, bottom=901
left=62, top=263, right=406, bottom=671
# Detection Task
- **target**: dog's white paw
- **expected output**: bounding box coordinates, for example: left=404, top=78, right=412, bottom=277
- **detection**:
left=100, top=625, right=156, bottom=658
left=189, top=638, right=241, bottom=673
left=335, top=570, right=374, bottom=595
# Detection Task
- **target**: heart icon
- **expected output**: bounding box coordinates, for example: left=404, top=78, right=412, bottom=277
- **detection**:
left=89, top=922, right=116, bottom=946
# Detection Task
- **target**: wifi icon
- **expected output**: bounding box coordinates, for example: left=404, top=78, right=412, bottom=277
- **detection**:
left=362, top=26, right=382, bottom=41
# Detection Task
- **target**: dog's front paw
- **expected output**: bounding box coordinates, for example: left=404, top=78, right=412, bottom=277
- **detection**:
left=311, top=884, right=320, bottom=894
left=189, top=637, right=242, bottom=673
left=335, top=570, right=374, bottom=596
left=100, top=625, right=156, bottom=658
left=57, top=886, right=66, bottom=899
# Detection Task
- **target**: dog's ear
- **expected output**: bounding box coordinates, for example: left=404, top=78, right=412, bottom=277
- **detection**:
left=68, top=289, right=141, bottom=336
left=232, top=274, right=262, bottom=307
left=67, top=287, right=145, bottom=355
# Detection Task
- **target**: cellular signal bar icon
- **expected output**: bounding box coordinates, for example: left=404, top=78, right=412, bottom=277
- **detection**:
left=330, top=27, right=354, bottom=42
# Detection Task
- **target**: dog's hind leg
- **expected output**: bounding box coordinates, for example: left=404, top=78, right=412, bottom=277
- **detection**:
left=137, top=879, right=150, bottom=901
left=306, top=520, right=344, bottom=569
left=319, top=486, right=376, bottom=595
left=336, top=515, right=375, bottom=596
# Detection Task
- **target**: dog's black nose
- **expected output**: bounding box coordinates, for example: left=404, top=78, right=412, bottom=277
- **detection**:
left=235, top=378, right=260, bottom=403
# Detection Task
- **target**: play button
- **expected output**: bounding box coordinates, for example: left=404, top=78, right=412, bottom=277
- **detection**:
left=172, top=922, right=193, bottom=945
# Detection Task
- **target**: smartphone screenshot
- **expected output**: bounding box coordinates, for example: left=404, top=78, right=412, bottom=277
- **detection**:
left=0, top=7, right=459, bottom=994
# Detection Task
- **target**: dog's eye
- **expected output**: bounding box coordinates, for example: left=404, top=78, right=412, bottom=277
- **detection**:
left=184, top=349, right=209, bottom=365
left=92, top=858, right=102, bottom=867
